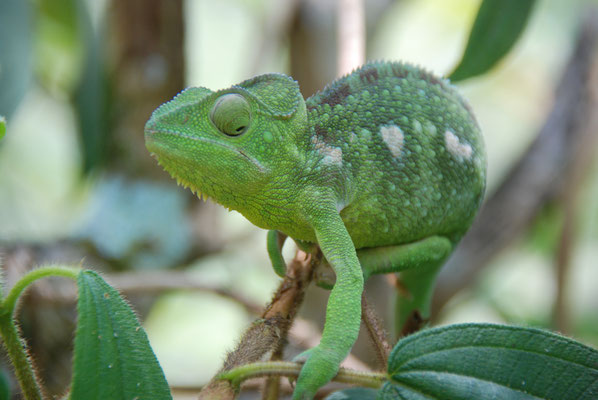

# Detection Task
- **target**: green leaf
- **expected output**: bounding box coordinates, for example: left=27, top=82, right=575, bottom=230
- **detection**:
left=36, top=0, right=84, bottom=93
left=0, top=117, right=5, bottom=141
left=324, top=387, right=378, bottom=399
left=0, top=369, right=10, bottom=400
left=449, top=0, right=536, bottom=82
left=71, top=271, right=172, bottom=400
left=0, top=0, right=32, bottom=118
left=381, top=323, right=598, bottom=399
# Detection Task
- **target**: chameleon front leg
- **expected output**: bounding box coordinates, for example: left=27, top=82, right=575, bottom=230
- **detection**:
left=267, top=230, right=288, bottom=277
left=293, top=206, right=364, bottom=400
left=357, top=236, right=452, bottom=334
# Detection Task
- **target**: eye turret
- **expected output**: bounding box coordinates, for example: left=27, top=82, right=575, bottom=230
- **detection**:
left=210, top=94, right=251, bottom=136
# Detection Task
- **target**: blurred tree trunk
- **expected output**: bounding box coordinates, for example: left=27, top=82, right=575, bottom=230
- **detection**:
left=107, top=0, right=185, bottom=176
left=289, top=0, right=397, bottom=97
left=16, top=2, right=189, bottom=397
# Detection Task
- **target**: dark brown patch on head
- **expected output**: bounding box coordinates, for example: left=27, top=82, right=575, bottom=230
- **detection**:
left=359, top=67, right=379, bottom=84
left=391, top=64, right=408, bottom=79
left=425, top=73, right=442, bottom=86
left=314, top=124, right=339, bottom=145
left=320, top=82, right=351, bottom=108
left=314, top=124, right=333, bottom=142
left=417, top=68, right=448, bottom=89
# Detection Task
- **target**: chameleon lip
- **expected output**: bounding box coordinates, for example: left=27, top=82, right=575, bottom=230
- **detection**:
left=145, top=127, right=266, bottom=173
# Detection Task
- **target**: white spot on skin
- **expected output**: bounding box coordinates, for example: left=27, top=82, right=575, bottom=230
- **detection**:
left=413, top=120, right=423, bottom=134
left=380, top=125, right=404, bottom=158
left=312, top=136, right=343, bottom=165
left=445, top=130, right=472, bottom=161
left=325, top=147, right=343, bottom=164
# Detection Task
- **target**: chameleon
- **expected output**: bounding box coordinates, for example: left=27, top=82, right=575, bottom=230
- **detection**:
left=144, top=61, right=486, bottom=399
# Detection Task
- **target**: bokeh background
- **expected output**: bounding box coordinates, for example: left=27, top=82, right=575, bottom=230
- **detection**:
left=1, top=0, right=597, bottom=398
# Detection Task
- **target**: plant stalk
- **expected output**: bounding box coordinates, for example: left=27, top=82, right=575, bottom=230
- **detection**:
left=0, top=314, right=43, bottom=400
left=2, top=266, right=80, bottom=316
left=219, top=361, right=386, bottom=391
left=0, top=266, right=80, bottom=399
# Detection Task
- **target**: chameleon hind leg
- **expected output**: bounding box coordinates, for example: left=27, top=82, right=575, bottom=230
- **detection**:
left=267, top=230, right=317, bottom=277
left=267, top=230, right=288, bottom=277
left=357, top=236, right=452, bottom=335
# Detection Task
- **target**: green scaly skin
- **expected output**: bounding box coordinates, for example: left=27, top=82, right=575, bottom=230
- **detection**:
left=144, top=61, right=486, bottom=399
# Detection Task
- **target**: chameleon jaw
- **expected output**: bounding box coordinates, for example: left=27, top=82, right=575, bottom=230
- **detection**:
left=148, top=151, right=211, bottom=203
left=145, top=127, right=267, bottom=174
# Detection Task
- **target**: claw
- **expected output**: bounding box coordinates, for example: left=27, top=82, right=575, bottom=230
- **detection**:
left=291, top=346, right=341, bottom=400
left=292, top=348, right=314, bottom=364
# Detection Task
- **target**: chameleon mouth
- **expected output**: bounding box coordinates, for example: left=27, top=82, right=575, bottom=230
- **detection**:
left=144, top=127, right=267, bottom=173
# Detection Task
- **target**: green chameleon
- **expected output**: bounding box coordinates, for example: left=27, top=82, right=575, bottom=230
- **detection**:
left=145, top=61, right=486, bottom=399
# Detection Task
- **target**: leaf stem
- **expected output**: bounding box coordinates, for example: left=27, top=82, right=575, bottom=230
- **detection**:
left=2, top=266, right=80, bottom=317
left=0, top=315, right=43, bottom=400
left=218, top=361, right=386, bottom=391
left=0, top=266, right=80, bottom=399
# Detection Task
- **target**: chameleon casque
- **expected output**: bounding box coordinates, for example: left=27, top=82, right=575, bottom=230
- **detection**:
left=144, top=61, right=486, bottom=399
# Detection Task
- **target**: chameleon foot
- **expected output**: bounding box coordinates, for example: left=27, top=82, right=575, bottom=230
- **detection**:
left=292, top=346, right=340, bottom=399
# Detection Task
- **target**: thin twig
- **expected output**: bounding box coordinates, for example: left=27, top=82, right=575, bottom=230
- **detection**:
left=360, top=292, right=391, bottom=367
left=251, top=0, right=302, bottom=75
left=219, top=361, right=386, bottom=391
left=552, top=27, right=598, bottom=332
left=337, top=0, right=365, bottom=76
left=262, top=332, right=285, bottom=400
left=198, top=250, right=315, bottom=399
left=27, top=270, right=263, bottom=315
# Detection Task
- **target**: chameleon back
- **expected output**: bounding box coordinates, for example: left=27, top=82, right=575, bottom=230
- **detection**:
left=304, top=61, right=486, bottom=248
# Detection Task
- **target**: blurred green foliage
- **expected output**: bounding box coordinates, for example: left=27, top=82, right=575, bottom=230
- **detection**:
left=76, top=178, right=193, bottom=269
left=35, top=0, right=85, bottom=93
left=450, top=0, right=536, bottom=81
left=0, top=370, right=9, bottom=400
left=0, top=0, right=32, bottom=119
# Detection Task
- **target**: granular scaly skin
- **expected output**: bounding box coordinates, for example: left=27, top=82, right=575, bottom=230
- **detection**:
left=303, top=62, right=485, bottom=246
left=145, top=61, right=486, bottom=399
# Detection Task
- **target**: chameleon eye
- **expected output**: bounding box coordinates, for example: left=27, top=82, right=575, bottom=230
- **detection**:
left=210, top=94, right=251, bottom=136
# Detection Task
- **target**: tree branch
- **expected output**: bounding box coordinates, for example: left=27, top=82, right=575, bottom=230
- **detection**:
left=360, top=292, right=391, bottom=367
left=198, top=250, right=315, bottom=399
left=337, top=0, right=365, bottom=76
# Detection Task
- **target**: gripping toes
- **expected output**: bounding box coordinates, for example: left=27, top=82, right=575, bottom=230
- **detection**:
left=292, top=346, right=340, bottom=399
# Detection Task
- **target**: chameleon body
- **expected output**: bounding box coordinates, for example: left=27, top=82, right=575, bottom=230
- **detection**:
left=145, top=61, right=486, bottom=399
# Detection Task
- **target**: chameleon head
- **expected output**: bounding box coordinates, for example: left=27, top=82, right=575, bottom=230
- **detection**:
left=144, top=74, right=307, bottom=213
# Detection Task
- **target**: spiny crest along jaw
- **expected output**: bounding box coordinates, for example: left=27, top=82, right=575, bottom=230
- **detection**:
left=150, top=152, right=211, bottom=203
